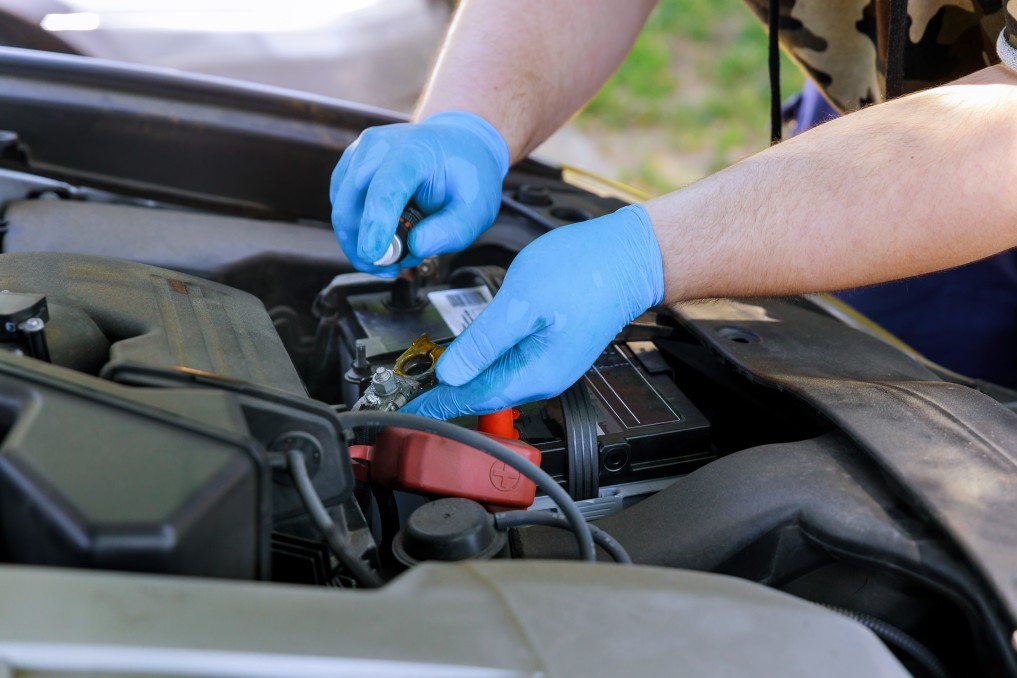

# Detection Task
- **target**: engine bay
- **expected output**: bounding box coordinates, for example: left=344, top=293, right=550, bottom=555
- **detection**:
left=0, top=177, right=768, bottom=583
left=2, top=46, right=1017, bottom=676
left=0, top=167, right=1013, bottom=676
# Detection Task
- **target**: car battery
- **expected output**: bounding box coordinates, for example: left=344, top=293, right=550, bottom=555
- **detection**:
left=514, top=340, right=712, bottom=513
left=346, top=282, right=490, bottom=358
left=317, top=271, right=712, bottom=517
left=310, top=267, right=502, bottom=407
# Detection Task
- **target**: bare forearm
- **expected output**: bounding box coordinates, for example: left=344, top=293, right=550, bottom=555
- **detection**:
left=645, top=65, right=1017, bottom=303
left=416, top=0, right=657, bottom=162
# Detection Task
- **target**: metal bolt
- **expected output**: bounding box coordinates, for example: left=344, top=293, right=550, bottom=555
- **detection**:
left=353, top=341, right=369, bottom=368
left=417, top=257, right=438, bottom=277
left=345, top=340, right=373, bottom=385
left=344, top=339, right=374, bottom=386
left=372, top=367, right=399, bottom=396
left=364, top=393, right=381, bottom=406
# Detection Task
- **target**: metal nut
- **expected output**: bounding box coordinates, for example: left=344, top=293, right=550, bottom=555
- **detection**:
left=372, top=367, right=399, bottom=396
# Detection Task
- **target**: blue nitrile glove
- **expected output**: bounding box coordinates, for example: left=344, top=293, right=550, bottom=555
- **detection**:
left=402, top=204, right=665, bottom=419
left=329, top=111, right=510, bottom=277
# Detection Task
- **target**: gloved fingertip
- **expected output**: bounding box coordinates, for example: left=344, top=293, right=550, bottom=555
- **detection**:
left=409, top=207, right=481, bottom=259
left=344, top=251, right=398, bottom=278
left=406, top=226, right=444, bottom=260
left=396, top=397, right=423, bottom=415
left=357, top=224, right=392, bottom=264
left=435, top=352, right=473, bottom=387
left=399, top=255, right=424, bottom=270
left=399, top=391, right=448, bottom=420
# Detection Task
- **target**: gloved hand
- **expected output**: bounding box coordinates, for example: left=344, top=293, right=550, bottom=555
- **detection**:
left=402, top=204, right=665, bottom=419
left=329, top=110, right=510, bottom=276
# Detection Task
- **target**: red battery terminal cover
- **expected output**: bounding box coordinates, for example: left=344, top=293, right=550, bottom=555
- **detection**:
left=348, top=423, right=541, bottom=510
left=477, top=408, right=520, bottom=440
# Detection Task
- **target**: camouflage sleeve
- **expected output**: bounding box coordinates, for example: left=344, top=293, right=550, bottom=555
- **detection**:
left=1000, top=1, right=1017, bottom=72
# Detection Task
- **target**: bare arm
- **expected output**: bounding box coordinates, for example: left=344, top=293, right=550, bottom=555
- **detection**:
left=406, top=65, right=1017, bottom=421
left=415, top=0, right=658, bottom=162
left=331, top=0, right=656, bottom=273
left=644, top=65, right=1017, bottom=303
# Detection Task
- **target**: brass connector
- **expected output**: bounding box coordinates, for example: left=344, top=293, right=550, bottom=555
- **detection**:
left=393, top=334, right=446, bottom=388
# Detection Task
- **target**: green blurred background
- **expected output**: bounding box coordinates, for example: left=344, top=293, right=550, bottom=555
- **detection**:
left=569, top=0, right=803, bottom=195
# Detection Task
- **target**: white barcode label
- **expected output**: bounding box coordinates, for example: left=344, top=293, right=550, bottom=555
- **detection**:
left=427, top=285, right=493, bottom=336
left=445, top=289, right=486, bottom=308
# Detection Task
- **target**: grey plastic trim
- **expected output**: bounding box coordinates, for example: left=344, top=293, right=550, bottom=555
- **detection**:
left=0, top=642, right=518, bottom=678
left=0, top=561, right=908, bottom=677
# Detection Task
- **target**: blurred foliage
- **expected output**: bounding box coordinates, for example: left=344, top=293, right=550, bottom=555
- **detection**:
left=575, top=0, right=805, bottom=195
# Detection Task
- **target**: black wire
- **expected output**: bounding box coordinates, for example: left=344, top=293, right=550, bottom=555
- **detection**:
left=286, top=449, right=385, bottom=589
left=336, top=410, right=596, bottom=561
left=823, top=605, right=949, bottom=678
left=493, top=510, right=632, bottom=564
left=768, top=0, right=782, bottom=143
left=371, top=485, right=401, bottom=568
left=885, top=0, right=909, bottom=100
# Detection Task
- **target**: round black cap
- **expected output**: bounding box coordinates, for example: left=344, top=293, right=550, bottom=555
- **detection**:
left=392, top=498, right=506, bottom=566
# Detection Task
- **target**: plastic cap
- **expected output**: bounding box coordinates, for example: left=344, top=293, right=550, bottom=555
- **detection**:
left=392, top=497, right=506, bottom=565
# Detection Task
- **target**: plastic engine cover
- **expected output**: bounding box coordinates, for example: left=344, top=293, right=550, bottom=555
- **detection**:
left=0, top=353, right=268, bottom=578
left=0, top=252, right=305, bottom=395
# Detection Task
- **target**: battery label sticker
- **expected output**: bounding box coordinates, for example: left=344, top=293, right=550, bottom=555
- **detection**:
left=427, top=286, right=493, bottom=336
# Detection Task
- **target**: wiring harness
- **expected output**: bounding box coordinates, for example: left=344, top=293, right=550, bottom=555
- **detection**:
left=278, top=410, right=637, bottom=587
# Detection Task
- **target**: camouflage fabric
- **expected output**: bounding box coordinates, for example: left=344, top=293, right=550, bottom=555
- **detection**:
left=1002, top=0, right=1017, bottom=67
left=741, top=0, right=1013, bottom=112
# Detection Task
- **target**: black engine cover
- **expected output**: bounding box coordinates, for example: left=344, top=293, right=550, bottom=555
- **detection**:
left=0, top=253, right=356, bottom=580
left=0, top=252, right=305, bottom=394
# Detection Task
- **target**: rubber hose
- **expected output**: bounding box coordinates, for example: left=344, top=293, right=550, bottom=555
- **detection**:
left=494, top=510, right=632, bottom=564
left=287, top=449, right=384, bottom=589
left=823, top=605, right=949, bottom=678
